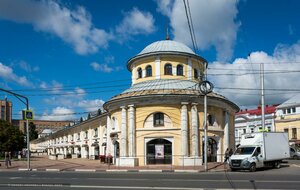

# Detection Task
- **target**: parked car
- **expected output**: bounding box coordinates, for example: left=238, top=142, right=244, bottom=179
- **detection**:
left=290, top=147, right=300, bottom=160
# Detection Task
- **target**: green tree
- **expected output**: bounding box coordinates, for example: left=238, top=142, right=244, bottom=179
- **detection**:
left=29, top=122, right=38, bottom=141
left=0, top=120, right=25, bottom=151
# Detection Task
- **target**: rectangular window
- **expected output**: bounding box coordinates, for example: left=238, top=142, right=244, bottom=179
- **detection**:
left=251, top=128, right=254, bottom=133
left=284, top=128, right=289, bottom=138
left=154, top=113, right=164, bottom=126
left=243, top=129, right=246, bottom=134
left=283, top=109, right=286, bottom=114
left=292, top=128, right=297, bottom=139
left=85, top=131, right=88, bottom=139
left=292, top=107, right=296, bottom=113
left=94, top=128, right=98, bottom=137
left=287, top=108, right=291, bottom=114
left=77, top=133, right=80, bottom=140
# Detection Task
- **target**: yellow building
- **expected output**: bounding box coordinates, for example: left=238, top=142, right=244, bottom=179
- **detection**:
left=275, top=95, right=300, bottom=146
left=103, top=40, right=239, bottom=166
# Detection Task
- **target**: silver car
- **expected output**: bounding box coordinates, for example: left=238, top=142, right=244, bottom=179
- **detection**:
left=290, top=147, right=300, bottom=160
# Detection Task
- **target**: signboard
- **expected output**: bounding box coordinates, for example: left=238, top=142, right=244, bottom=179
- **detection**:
left=22, top=110, right=34, bottom=120
left=155, top=144, right=164, bottom=159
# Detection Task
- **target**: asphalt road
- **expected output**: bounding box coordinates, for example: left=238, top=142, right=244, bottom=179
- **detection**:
left=0, top=161, right=299, bottom=190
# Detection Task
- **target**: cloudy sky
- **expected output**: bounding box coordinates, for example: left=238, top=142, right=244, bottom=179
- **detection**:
left=0, top=0, right=300, bottom=120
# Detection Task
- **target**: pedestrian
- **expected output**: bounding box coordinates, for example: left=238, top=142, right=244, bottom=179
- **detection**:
left=224, top=148, right=230, bottom=163
left=229, top=148, right=233, bottom=157
left=5, top=151, right=11, bottom=169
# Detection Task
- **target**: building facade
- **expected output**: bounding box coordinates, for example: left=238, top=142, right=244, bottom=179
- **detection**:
left=275, top=94, right=300, bottom=146
left=32, top=40, right=239, bottom=166
left=235, top=105, right=276, bottom=145
left=13, top=119, right=71, bottom=134
left=0, top=99, right=12, bottom=123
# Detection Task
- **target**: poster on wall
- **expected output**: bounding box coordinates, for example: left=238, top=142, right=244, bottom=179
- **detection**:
left=155, top=144, right=164, bottom=159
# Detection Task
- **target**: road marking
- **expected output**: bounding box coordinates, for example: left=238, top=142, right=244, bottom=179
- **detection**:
left=75, top=169, right=96, bottom=172
left=291, top=164, right=300, bottom=168
left=45, top=169, right=60, bottom=172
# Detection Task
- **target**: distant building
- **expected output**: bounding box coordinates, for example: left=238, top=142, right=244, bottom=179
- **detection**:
left=0, top=99, right=12, bottom=123
left=235, top=105, right=277, bottom=145
left=12, top=119, right=72, bottom=134
left=275, top=94, right=300, bottom=146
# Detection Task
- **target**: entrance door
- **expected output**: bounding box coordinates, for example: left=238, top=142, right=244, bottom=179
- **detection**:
left=146, top=139, right=172, bottom=164
left=202, top=138, right=218, bottom=162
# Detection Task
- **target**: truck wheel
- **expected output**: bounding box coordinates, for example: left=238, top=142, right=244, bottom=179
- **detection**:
left=274, top=161, right=281, bottom=169
left=249, top=163, right=256, bottom=172
left=293, top=155, right=298, bottom=160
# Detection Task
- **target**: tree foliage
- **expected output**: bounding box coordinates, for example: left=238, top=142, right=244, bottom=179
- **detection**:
left=29, top=122, right=38, bottom=141
left=0, top=120, right=25, bottom=151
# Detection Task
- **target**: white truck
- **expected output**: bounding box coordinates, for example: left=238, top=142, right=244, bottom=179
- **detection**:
left=229, top=132, right=290, bottom=172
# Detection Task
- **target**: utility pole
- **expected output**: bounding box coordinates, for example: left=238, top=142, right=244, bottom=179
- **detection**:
left=0, top=88, right=31, bottom=171
left=260, top=63, right=265, bottom=131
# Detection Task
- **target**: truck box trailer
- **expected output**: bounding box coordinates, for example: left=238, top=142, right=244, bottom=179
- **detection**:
left=229, top=132, right=290, bottom=172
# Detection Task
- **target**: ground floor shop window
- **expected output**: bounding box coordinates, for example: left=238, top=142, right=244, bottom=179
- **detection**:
left=146, top=138, right=172, bottom=164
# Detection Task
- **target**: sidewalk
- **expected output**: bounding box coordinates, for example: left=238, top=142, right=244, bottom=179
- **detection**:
left=0, top=156, right=229, bottom=172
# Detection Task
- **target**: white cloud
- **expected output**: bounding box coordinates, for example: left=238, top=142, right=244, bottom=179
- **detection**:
left=209, top=40, right=300, bottom=107
left=156, top=0, right=239, bottom=61
left=18, top=61, right=39, bottom=72
left=90, top=62, right=112, bottom=73
left=116, top=7, right=156, bottom=38
left=40, top=107, right=75, bottom=121
left=77, top=99, right=105, bottom=112
left=0, top=62, right=31, bottom=86
left=90, top=62, right=122, bottom=73
left=0, top=0, right=112, bottom=55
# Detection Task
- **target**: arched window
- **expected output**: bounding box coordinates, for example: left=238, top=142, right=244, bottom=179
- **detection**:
left=177, top=64, right=183, bottom=76
left=154, top=112, right=164, bottom=126
left=194, top=68, right=199, bottom=79
left=207, top=114, right=215, bottom=126
left=146, top=65, right=152, bottom=77
left=164, top=64, right=172, bottom=75
left=137, top=67, right=142, bottom=78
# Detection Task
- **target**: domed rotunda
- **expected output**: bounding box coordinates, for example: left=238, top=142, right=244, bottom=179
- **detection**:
left=103, top=39, right=239, bottom=166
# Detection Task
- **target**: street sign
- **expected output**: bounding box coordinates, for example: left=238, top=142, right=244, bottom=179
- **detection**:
left=22, top=110, right=34, bottom=120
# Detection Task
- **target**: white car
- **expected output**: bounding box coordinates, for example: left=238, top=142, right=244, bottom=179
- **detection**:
left=290, top=147, right=300, bottom=160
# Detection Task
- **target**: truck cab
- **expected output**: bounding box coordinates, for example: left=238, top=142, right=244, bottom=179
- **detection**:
left=229, top=146, right=264, bottom=172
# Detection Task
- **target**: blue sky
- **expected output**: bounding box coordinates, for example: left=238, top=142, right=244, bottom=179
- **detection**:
left=1, top=0, right=300, bottom=121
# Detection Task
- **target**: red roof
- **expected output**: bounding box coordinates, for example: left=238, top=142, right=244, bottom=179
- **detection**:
left=236, top=105, right=278, bottom=116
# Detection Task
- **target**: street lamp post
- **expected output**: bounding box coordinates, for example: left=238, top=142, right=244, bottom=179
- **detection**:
left=199, top=79, right=214, bottom=172
left=0, top=88, right=31, bottom=171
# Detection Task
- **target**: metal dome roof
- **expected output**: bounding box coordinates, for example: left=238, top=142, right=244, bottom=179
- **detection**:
left=137, top=40, right=196, bottom=56
left=127, top=40, right=207, bottom=70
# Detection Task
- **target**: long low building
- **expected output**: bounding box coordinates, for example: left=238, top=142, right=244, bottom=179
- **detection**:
left=31, top=39, right=239, bottom=166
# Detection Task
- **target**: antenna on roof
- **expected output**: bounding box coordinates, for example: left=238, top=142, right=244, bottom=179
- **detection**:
left=166, top=18, right=170, bottom=40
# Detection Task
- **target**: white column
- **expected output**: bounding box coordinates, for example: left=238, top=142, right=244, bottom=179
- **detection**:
left=106, top=115, right=112, bottom=156
left=128, top=105, right=136, bottom=157
left=188, top=58, right=192, bottom=80
left=142, top=69, right=146, bottom=78
left=155, top=56, right=161, bottom=79
left=131, top=63, right=136, bottom=84
left=172, top=66, right=176, bottom=75
left=217, top=138, right=222, bottom=162
left=181, top=103, right=189, bottom=156
left=191, top=103, right=199, bottom=156
left=120, top=106, right=127, bottom=157
left=224, top=110, right=229, bottom=150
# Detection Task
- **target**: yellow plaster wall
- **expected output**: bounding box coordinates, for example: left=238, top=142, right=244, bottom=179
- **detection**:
left=275, top=115, right=300, bottom=140
left=132, top=56, right=205, bottom=84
